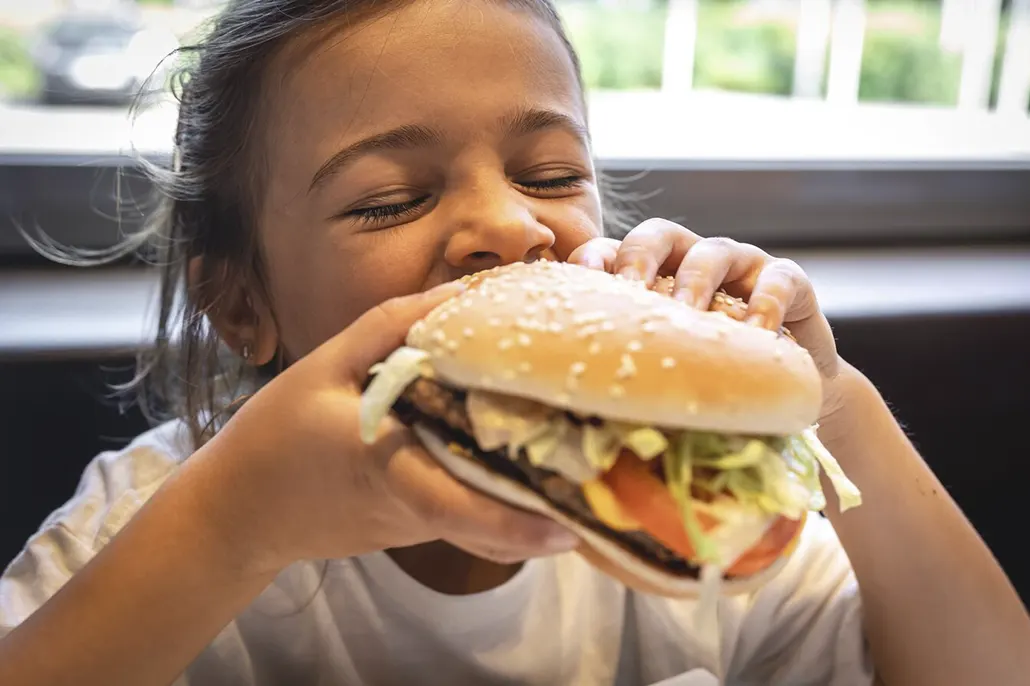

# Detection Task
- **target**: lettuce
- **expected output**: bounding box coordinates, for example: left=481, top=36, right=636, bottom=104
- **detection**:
left=581, top=423, right=621, bottom=471
left=797, top=429, right=863, bottom=512
left=359, top=347, right=432, bottom=444
left=664, top=435, right=719, bottom=564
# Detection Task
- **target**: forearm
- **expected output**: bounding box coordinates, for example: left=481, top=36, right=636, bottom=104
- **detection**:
left=0, top=446, right=277, bottom=686
left=820, top=364, right=1030, bottom=686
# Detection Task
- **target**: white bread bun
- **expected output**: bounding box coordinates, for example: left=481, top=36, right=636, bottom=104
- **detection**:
left=407, top=260, right=821, bottom=435
left=414, top=424, right=802, bottom=598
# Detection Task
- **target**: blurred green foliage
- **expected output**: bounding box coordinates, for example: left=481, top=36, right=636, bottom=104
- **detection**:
left=0, top=27, right=38, bottom=99
left=0, top=0, right=1023, bottom=111
left=559, top=0, right=1019, bottom=109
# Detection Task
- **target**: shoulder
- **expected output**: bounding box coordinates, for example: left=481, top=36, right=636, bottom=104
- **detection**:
left=13, top=418, right=192, bottom=556
left=36, top=420, right=194, bottom=551
left=2, top=420, right=193, bottom=633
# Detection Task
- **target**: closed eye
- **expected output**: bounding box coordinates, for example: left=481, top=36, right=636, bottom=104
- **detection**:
left=343, top=195, right=430, bottom=226
left=518, top=175, right=584, bottom=192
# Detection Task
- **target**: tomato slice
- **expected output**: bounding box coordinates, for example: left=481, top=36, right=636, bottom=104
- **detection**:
left=601, top=450, right=718, bottom=561
left=724, top=513, right=804, bottom=577
left=601, top=449, right=803, bottom=577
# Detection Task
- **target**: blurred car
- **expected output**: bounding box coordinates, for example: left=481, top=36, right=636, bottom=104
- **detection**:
left=30, top=12, right=179, bottom=106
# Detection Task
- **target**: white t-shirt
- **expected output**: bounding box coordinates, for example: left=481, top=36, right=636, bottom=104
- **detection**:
left=1, top=421, right=873, bottom=685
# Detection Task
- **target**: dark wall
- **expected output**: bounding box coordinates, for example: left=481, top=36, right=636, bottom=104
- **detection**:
left=2, top=310, right=1028, bottom=606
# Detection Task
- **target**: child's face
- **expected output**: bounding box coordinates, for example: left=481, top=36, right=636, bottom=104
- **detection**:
left=255, top=0, right=602, bottom=360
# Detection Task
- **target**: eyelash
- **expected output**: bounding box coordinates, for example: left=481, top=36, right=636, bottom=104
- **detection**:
left=347, top=196, right=429, bottom=225
left=519, top=175, right=583, bottom=191
left=345, top=176, right=584, bottom=225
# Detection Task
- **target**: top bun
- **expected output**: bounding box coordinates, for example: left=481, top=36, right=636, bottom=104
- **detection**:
left=406, top=261, right=821, bottom=435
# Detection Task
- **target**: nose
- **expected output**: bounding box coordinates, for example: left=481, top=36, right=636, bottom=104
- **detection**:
left=443, top=186, right=555, bottom=272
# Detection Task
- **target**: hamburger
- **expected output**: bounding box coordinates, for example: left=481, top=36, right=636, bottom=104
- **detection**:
left=360, top=260, right=861, bottom=598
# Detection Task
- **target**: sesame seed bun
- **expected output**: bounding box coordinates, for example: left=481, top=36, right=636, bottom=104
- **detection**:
left=406, top=260, right=821, bottom=436
left=414, top=423, right=802, bottom=598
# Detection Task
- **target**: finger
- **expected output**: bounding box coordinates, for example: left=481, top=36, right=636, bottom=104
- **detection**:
left=332, top=281, right=467, bottom=384
left=567, top=238, right=620, bottom=272
left=389, top=444, right=579, bottom=557
left=672, top=237, right=766, bottom=309
left=612, top=218, right=701, bottom=286
left=745, top=258, right=808, bottom=331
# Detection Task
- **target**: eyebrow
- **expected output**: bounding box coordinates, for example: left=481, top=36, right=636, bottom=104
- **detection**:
left=308, top=107, right=590, bottom=193
left=500, top=107, right=591, bottom=146
left=309, top=124, right=442, bottom=192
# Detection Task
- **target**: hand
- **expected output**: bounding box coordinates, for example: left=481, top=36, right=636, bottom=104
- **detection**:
left=202, top=281, right=578, bottom=575
left=569, top=219, right=849, bottom=423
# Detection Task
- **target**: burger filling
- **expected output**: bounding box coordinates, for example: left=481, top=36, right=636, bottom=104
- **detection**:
left=360, top=346, right=862, bottom=575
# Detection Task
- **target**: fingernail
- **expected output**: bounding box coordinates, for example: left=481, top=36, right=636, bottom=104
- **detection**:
left=431, top=280, right=468, bottom=296
left=746, top=313, right=768, bottom=329
left=620, top=267, right=644, bottom=282
left=543, top=528, right=579, bottom=553
left=673, top=288, right=698, bottom=308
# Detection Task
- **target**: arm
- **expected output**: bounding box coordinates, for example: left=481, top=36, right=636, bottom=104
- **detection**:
left=0, top=445, right=278, bottom=686
left=820, top=362, right=1030, bottom=686
left=0, top=283, right=572, bottom=686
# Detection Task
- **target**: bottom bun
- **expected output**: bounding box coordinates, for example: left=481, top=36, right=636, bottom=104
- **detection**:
left=414, top=424, right=803, bottom=599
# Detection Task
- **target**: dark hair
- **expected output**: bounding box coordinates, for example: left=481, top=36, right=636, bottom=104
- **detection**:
left=39, top=0, right=631, bottom=450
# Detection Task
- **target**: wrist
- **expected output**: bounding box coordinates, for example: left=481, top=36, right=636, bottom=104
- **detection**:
left=182, top=432, right=291, bottom=581
left=817, top=360, right=885, bottom=450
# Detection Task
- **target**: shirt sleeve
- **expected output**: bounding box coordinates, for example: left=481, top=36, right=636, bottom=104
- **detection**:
left=0, top=424, right=184, bottom=639
left=723, top=515, right=876, bottom=686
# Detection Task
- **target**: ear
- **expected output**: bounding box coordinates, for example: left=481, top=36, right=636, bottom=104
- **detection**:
left=187, top=256, right=279, bottom=366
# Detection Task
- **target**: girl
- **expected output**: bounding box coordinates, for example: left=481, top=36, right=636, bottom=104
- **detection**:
left=1, top=1, right=1027, bottom=684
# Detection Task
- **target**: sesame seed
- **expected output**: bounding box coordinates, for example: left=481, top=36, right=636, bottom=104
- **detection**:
left=547, top=322, right=564, bottom=333
left=588, top=341, right=602, bottom=355
left=642, top=321, right=658, bottom=334
left=609, top=384, right=625, bottom=398
left=661, top=357, right=676, bottom=369
left=445, top=340, right=459, bottom=352
left=518, top=362, right=532, bottom=373
left=524, top=305, right=538, bottom=315
left=438, top=312, right=450, bottom=323
left=601, top=321, right=615, bottom=332
left=463, top=327, right=474, bottom=338
left=492, top=294, right=507, bottom=304
left=431, top=330, right=446, bottom=343
left=686, top=401, right=699, bottom=413
left=627, top=340, right=642, bottom=352
left=570, top=361, right=586, bottom=376
left=518, top=333, right=532, bottom=346
left=498, top=338, right=513, bottom=350
left=557, top=392, right=571, bottom=405
left=488, top=317, right=502, bottom=327
left=502, top=369, right=516, bottom=380
left=616, top=354, right=637, bottom=379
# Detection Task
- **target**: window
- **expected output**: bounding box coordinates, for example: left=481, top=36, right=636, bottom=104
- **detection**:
left=0, top=0, right=1027, bottom=256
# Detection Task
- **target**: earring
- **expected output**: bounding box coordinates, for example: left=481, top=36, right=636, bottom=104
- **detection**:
left=241, top=343, right=252, bottom=361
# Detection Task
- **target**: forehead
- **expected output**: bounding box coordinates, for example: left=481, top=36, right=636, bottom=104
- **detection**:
left=262, top=0, right=584, bottom=169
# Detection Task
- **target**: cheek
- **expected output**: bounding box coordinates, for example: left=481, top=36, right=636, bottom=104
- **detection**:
left=262, top=228, right=439, bottom=359
left=543, top=191, right=604, bottom=261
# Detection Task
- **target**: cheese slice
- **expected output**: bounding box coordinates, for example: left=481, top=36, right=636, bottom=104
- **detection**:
left=582, top=480, right=641, bottom=531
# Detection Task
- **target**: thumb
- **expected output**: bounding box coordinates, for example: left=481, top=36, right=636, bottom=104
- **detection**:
left=330, top=280, right=467, bottom=384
